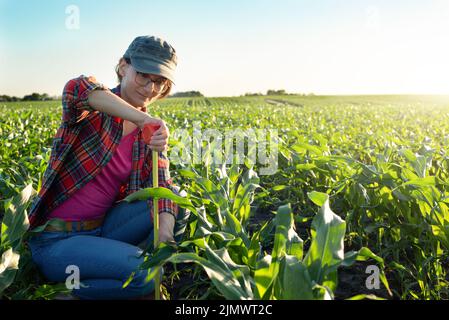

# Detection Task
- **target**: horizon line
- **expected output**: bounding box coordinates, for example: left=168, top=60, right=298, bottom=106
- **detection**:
left=2, top=92, right=449, bottom=101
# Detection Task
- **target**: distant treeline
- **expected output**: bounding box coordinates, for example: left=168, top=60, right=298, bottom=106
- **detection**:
left=169, top=89, right=315, bottom=97
left=1, top=91, right=205, bottom=101
left=0, top=93, right=59, bottom=102
left=244, top=89, right=315, bottom=96
left=1, top=89, right=314, bottom=102
left=170, top=91, right=204, bottom=97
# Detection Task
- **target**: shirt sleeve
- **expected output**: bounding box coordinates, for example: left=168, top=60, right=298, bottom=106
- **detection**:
left=61, top=75, right=108, bottom=126
left=146, top=151, right=180, bottom=221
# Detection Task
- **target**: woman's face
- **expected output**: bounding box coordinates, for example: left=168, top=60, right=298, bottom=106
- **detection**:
left=118, top=60, right=167, bottom=109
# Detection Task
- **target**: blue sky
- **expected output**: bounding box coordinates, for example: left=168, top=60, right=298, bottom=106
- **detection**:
left=1, top=0, right=449, bottom=97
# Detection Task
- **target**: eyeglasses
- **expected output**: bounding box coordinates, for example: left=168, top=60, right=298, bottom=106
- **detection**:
left=134, top=70, right=168, bottom=89
left=126, top=61, right=168, bottom=90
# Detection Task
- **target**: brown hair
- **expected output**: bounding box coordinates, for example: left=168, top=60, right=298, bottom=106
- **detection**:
left=115, top=57, right=172, bottom=99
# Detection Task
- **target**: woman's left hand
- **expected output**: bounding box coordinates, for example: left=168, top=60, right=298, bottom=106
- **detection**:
left=139, top=116, right=169, bottom=152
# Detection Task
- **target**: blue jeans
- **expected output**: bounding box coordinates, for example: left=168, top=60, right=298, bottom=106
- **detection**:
left=28, top=200, right=189, bottom=300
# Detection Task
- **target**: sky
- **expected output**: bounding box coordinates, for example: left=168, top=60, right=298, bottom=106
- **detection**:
left=1, top=0, right=449, bottom=97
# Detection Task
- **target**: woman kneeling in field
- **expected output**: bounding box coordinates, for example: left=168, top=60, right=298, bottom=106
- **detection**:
left=26, top=35, right=186, bottom=300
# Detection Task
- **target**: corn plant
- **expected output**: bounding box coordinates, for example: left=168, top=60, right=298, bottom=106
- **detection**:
left=0, top=184, right=71, bottom=299
left=127, top=181, right=389, bottom=300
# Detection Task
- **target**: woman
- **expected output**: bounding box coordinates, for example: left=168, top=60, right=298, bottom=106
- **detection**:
left=26, top=35, right=186, bottom=300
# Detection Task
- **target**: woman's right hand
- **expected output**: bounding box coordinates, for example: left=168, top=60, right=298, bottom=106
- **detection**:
left=136, top=116, right=169, bottom=152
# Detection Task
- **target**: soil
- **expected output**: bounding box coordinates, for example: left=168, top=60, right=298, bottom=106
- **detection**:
left=335, top=262, right=393, bottom=299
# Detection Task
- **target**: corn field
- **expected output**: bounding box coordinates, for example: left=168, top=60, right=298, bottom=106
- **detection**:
left=1, top=95, right=449, bottom=300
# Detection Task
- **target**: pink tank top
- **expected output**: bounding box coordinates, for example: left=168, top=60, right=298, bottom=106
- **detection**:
left=47, top=127, right=139, bottom=221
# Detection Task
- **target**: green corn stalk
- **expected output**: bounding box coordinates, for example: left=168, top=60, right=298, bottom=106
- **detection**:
left=152, top=150, right=161, bottom=300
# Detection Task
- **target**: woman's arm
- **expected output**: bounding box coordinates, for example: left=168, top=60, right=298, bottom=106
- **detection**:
left=88, top=90, right=169, bottom=151
left=88, top=90, right=150, bottom=128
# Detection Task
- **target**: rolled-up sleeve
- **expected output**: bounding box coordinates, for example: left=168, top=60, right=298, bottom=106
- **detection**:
left=62, top=75, right=107, bottom=126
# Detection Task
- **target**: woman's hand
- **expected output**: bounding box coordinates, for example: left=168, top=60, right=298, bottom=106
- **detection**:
left=137, top=116, right=169, bottom=152
left=158, top=212, right=175, bottom=243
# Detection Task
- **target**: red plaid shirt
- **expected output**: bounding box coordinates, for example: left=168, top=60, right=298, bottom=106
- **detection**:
left=28, top=75, right=178, bottom=230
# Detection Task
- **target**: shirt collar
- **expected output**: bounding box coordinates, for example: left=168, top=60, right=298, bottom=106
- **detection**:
left=111, top=84, right=121, bottom=97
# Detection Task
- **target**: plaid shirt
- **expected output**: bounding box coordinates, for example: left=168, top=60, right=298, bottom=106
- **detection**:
left=28, top=75, right=179, bottom=230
